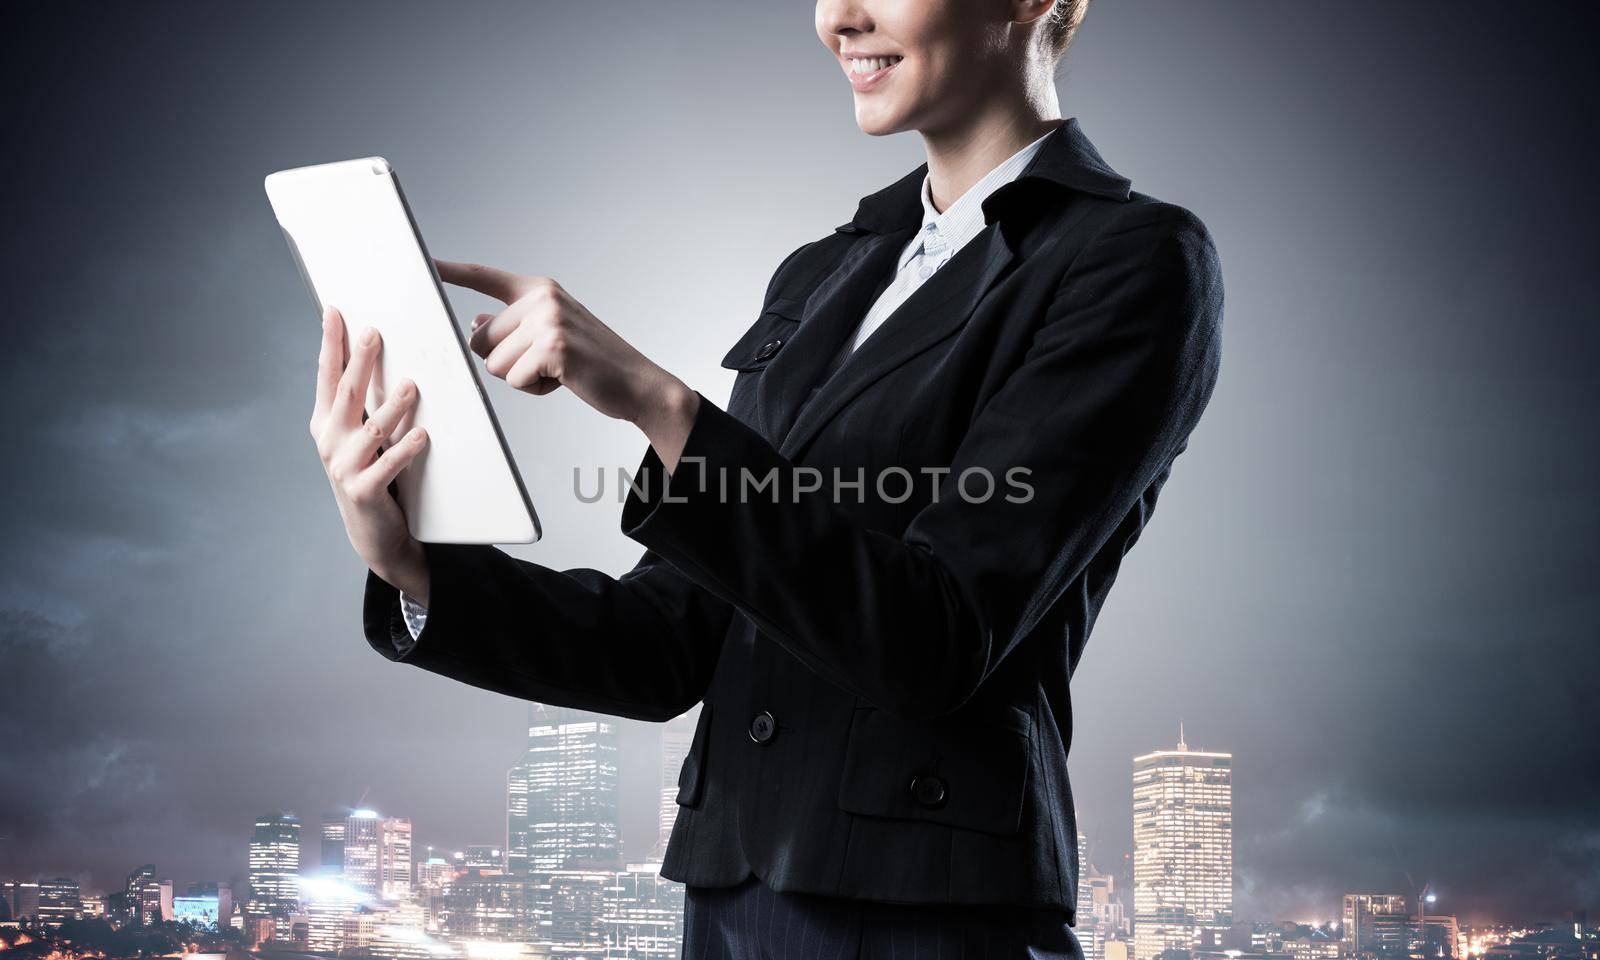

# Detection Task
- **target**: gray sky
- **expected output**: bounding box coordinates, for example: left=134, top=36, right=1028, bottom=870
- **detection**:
left=2, top=1, right=1596, bottom=925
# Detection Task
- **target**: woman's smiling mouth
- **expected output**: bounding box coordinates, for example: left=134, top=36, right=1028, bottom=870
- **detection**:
left=844, top=54, right=903, bottom=93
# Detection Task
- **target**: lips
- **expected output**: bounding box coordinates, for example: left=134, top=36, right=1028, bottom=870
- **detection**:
left=844, top=54, right=902, bottom=93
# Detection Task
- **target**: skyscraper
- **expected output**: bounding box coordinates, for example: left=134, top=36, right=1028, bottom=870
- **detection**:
left=246, top=812, right=301, bottom=919
left=603, top=863, right=686, bottom=958
left=1132, top=728, right=1233, bottom=960
left=1343, top=893, right=1410, bottom=957
left=300, top=877, right=365, bottom=953
left=415, top=853, right=456, bottom=902
left=654, top=705, right=701, bottom=860
left=123, top=865, right=155, bottom=925
left=344, top=810, right=381, bottom=895
left=103, top=872, right=168, bottom=927
left=319, top=812, right=347, bottom=875
left=506, top=702, right=622, bottom=873
left=4, top=881, right=40, bottom=923
left=1077, top=831, right=1102, bottom=960
left=378, top=817, right=414, bottom=901
left=146, top=879, right=173, bottom=925
left=36, top=878, right=82, bottom=927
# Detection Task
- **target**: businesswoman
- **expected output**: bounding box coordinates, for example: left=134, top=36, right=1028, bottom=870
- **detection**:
left=310, top=0, right=1221, bottom=955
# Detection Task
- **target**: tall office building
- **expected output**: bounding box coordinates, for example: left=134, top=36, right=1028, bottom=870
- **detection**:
left=6, top=881, right=40, bottom=922
left=142, top=879, right=173, bottom=925
left=602, top=863, right=686, bottom=958
left=344, top=811, right=381, bottom=895
left=1344, top=894, right=1410, bottom=957
left=1131, top=729, right=1233, bottom=960
left=379, top=817, right=414, bottom=901
left=415, top=854, right=456, bottom=902
left=246, top=813, right=301, bottom=919
left=319, top=812, right=347, bottom=874
left=1077, top=832, right=1102, bottom=960
left=342, top=809, right=411, bottom=900
left=104, top=890, right=130, bottom=925
left=506, top=702, right=622, bottom=873
left=654, top=705, right=701, bottom=860
left=36, top=878, right=82, bottom=927
left=123, top=865, right=155, bottom=925
left=1342, top=894, right=1459, bottom=959
left=121, top=868, right=170, bottom=926
left=1085, top=872, right=1123, bottom=940
left=300, top=879, right=365, bottom=953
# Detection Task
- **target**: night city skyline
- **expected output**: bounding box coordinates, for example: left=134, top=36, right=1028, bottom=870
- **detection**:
left=3, top=720, right=1589, bottom=931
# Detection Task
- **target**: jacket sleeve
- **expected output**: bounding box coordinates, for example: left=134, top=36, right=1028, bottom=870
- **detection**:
left=618, top=203, right=1223, bottom=720
left=362, top=542, right=733, bottom=722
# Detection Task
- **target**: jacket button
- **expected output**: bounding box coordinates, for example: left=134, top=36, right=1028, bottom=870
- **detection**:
left=754, top=339, right=783, bottom=362
left=910, top=775, right=947, bottom=808
left=748, top=710, right=777, bottom=745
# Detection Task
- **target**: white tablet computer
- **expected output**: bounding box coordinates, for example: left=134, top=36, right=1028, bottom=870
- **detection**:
left=265, top=157, right=540, bottom=544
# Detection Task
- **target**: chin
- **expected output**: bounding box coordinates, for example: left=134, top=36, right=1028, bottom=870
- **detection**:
left=853, top=102, right=911, bottom=137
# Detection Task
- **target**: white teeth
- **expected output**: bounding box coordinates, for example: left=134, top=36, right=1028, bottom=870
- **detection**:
left=850, top=55, right=902, bottom=74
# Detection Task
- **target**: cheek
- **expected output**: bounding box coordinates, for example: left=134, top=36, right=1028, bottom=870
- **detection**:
left=900, top=51, right=958, bottom=108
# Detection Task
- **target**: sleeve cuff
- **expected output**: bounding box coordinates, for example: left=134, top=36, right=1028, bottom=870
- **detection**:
left=361, top=541, right=481, bottom=665
left=619, top=392, right=790, bottom=569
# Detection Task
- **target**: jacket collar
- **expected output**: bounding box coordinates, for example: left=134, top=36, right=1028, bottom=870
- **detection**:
left=837, top=117, right=1132, bottom=235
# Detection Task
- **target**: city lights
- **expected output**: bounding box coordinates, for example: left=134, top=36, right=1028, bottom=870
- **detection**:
left=5, top=721, right=1593, bottom=960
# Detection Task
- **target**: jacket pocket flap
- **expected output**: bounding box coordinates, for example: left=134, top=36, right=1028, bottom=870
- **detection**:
left=720, top=297, right=805, bottom=371
left=837, top=705, right=1033, bottom=836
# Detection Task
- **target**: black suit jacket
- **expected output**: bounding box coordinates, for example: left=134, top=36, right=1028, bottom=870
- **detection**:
left=362, top=118, right=1223, bottom=918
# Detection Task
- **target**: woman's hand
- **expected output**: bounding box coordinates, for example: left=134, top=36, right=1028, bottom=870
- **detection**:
left=310, top=306, right=432, bottom=601
left=436, top=259, right=699, bottom=471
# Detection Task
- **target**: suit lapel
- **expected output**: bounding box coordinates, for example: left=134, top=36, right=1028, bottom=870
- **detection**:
left=747, top=117, right=1133, bottom=461
left=755, top=229, right=912, bottom=442
left=776, top=220, right=1018, bottom=460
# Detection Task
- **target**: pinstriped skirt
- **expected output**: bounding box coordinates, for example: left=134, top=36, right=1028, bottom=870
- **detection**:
left=683, top=876, right=1085, bottom=960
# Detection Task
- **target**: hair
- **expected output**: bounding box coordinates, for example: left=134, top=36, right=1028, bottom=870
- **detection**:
left=1042, top=0, right=1092, bottom=60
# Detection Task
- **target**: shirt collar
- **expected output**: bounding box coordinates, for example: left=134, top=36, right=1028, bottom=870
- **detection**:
left=896, top=125, right=1056, bottom=271
left=839, top=118, right=1135, bottom=236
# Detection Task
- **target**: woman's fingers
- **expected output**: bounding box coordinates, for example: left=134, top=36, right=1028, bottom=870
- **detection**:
left=358, top=426, right=430, bottom=501
left=469, top=296, right=536, bottom=359
left=506, top=345, right=563, bottom=396
left=311, top=306, right=346, bottom=432
left=332, top=322, right=382, bottom=427
left=468, top=311, right=499, bottom=359
left=444, top=267, right=658, bottom=419
left=435, top=258, right=532, bottom=304
left=329, top=378, right=419, bottom=480
left=484, top=319, right=550, bottom=383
